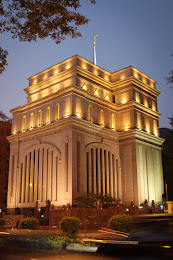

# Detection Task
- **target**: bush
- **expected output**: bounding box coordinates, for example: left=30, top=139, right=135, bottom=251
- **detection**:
left=60, top=217, right=81, bottom=238
left=0, top=218, right=6, bottom=227
left=19, top=217, right=39, bottom=230
left=17, top=236, right=63, bottom=250
left=39, top=217, right=49, bottom=225
left=108, top=214, right=133, bottom=233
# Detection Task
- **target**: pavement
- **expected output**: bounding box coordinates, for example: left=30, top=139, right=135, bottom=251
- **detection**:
left=0, top=213, right=173, bottom=245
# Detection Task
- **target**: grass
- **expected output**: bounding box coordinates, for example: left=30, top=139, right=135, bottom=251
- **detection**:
left=0, top=235, right=96, bottom=252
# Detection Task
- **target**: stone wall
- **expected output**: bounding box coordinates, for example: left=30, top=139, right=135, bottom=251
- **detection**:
left=50, top=206, right=127, bottom=230
left=49, top=204, right=164, bottom=230
left=3, top=215, right=24, bottom=228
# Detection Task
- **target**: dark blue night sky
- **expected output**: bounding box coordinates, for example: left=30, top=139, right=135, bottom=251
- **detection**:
left=0, top=0, right=173, bottom=128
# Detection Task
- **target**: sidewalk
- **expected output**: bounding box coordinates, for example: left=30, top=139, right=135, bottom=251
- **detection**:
left=1, top=228, right=173, bottom=243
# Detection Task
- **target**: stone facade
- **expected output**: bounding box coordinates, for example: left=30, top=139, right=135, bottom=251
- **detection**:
left=7, top=55, right=164, bottom=213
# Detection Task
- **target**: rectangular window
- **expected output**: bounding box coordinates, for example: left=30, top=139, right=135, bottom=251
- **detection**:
left=47, top=107, right=50, bottom=124
left=30, top=113, right=34, bottom=129
left=22, top=116, right=26, bottom=131
left=38, top=110, right=42, bottom=126
left=56, top=104, right=60, bottom=120
left=88, top=105, right=92, bottom=121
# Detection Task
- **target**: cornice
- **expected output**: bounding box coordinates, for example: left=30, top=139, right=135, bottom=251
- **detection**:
left=10, top=86, right=75, bottom=113
left=119, top=129, right=164, bottom=147
left=75, top=65, right=111, bottom=90
left=7, top=116, right=119, bottom=143
left=10, top=85, right=161, bottom=117
left=25, top=66, right=78, bottom=95
left=28, top=55, right=111, bottom=81
left=112, top=76, right=160, bottom=97
left=134, top=102, right=161, bottom=117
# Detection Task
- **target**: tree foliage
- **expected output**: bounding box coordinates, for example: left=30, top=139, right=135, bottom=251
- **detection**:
left=60, top=217, right=81, bottom=239
left=166, top=54, right=173, bottom=88
left=168, top=115, right=173, bottom=130
left=0, top=0, right=95, bottom=73
left=0, top=47, right=8, bottom=74
left=75, top=192, right=118, bottom=208
left=108, top=214, right=133, bottom=233
left=162, top=116, right=173, bottom=200
left=19, top=217, right=39, bottom=230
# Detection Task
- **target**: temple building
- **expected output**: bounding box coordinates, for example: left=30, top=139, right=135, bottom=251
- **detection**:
left=7, top=55, right=164, bottom=213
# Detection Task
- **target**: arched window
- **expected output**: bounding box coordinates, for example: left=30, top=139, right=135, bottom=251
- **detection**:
left=30, top=113, right=34, bottom=129
left=22, top=115, right=26, bottom=132
left=56, top=104, right=60, bottom=120
left=88, top=105, right=92, bottom=121
left=38, top=110, right=42, bottom=126
left=47, top=107, right=50, bottom=124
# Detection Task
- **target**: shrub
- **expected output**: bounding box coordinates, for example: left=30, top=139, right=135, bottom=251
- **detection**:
left=17, top=236, right=63, bottom=250
left=19, top=217, right=39, bottom=230
left=0, top=218, right=6, bottom=227
left=39, top=217, right=49, bottom=225
left=60, top=217, right=81, bottom=238
left=108, top=214, right=133, bottom=233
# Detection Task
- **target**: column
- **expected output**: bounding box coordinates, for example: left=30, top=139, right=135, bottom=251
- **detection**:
left=88, top=150, right=92, bottom=193
left=29, top=151, right=34, bottom=203
left=52, top=151, right=56, bottom=201
left=47, top=149, right=52, bottom=200
left=43, top=148, right=47, bottom=202
left=117, top=161, right=122, bottom=200
left=34, top=149, right=38, bottom=202
left=25, top=154, right=30, bottom=203
left=21, top=156, right=26, bottom=204
left=110, top=153, right=113, bottom=197
left=102, top=149, right=105, bottom=194
left=18, top=163, right=22, bottom=204
left=97, top=148, right=101, bottom=193
left=113, top=156, right=117, bottom=199
left=93, top=148, right=96, bottom=193
left=38, top=148, right=43, bottom=201
left=56, top=156, right=58, bottom=201
left=106, top=151, right=109, bottom=194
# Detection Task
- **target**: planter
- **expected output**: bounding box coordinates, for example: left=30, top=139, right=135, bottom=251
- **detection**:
left=66, top=244, right=98, bottom=253
left=166, top=201, right=173, bottom=213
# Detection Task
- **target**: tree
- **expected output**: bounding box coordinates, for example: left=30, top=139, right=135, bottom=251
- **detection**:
left=0, top=110, right=10, bottom=121
left=74, top=192, right=119, bottom=208
left=0, top=0, right=95, bottom=73
left=168, top=115, right=173, bottom=130
left=162, top=117, right=173, bottom=200
left=166, top=54, right=173, bottom=88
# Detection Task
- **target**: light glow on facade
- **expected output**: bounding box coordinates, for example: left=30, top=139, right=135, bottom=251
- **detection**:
left=7, top=55, right=164, bottom=213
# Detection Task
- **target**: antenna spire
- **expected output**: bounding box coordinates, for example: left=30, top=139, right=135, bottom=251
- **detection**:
left=93, top=34, right=98, bottom=65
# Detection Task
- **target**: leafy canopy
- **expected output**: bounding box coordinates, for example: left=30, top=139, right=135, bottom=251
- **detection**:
left=0, top=0, right=95, bottom=73
left=168, top=115, right=173, bottom=130
left=75, top=192, right=118, bottom=207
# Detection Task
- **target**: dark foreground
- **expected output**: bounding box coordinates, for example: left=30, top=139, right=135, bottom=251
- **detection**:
left=0, top=213, right=173, bottom=260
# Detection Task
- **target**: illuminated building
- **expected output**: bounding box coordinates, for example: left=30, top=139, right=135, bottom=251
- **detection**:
left=7, top=55, right=164, bottom=212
